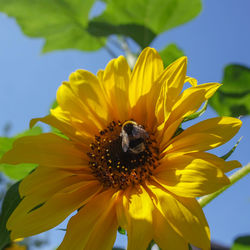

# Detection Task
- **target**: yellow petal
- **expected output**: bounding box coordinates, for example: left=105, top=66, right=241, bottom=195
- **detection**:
left=155, top=57, right=187, bottom=131
left=116, top=186, right=154, bottom=250
left=57, top=70, right=110, bottom=130
left=69, top=69, right=108, bottom=114
left=157, top=82, right=220, bottom=148
left=155, top=80, right=168, bottom=127
left=149, top=184, right=210, bottom=250
left=0, top=133, right=87, bottom=167
left=101, top=56, right=131, bottom=122
left=9, top=175, right=93, bottom=230
left=129, top=47, right=163, bottom=108
left=129, top=48, right=164, bottom=127
left=153, top=208, right=188, bottom=250
left=168, top=83, right=220, bottom=125
left=84, top=197, right=118, bottom=250
left=154, top=154, right=229, bottom=197
left=185, top=76, right=197, bottom=86
left=157, top=56, right=187, bottom=102
left=30, top=106, right=94, bottom=145
left=58, top=189, right=117, bottom=250
left=19, top=165, right=92, bottom=197
left=8, top=180, right=102, bottom=239
left=158, top=117, right=183, bottom=151
left=184, top=152, right=242, bottom=173
left=164, top=117, right=242, bottom=154
left=223, top=160, right=242, bottom=173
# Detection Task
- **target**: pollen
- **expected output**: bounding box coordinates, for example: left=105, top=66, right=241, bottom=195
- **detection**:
left=87, top=120, right=159, bottom=190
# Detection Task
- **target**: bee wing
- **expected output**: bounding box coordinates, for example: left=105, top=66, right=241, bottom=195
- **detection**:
left=130, top=143, right=145, bottom=154
left=121, top=131, right=130, bottom=152
left=132, top=126, right=148, bottom=139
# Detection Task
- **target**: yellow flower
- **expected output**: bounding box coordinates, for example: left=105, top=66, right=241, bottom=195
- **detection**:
left=1, top=48, right=242, bottom=250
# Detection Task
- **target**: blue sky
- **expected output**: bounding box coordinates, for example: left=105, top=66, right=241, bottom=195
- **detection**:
left=0, top=0, right=249, bottom=249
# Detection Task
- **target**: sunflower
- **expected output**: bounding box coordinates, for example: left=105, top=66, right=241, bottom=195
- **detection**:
left=1, top=47, right=241, bottom=250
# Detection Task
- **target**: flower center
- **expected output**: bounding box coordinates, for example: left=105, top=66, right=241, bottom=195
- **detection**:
left=87, top=120, right=159, bottom=190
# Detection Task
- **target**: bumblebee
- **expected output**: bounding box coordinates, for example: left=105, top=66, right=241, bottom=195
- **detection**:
left=120, top=121, right=148, bottom=154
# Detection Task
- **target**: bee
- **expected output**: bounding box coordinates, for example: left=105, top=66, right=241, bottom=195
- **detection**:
left=120, top=121, right=148, bottom=154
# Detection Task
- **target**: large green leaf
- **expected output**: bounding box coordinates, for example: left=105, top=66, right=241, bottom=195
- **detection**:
left=0, top=182, right=21, bottom=249
left=0, top=138, right=14, bottom=159
left=15, top=126, right=43, bottom=139
left=88, top=22, right=156, bottom=49
left=0, top=127, right=42, bottom=180
left=0, top=126, right=42, bottom=158
left=0, top=163, right=37, bottom=181
left=159, top=43, right=184, bottom=67
left=88, top=0, right=202, bottom=48
left=209, top=64, right=250, bottom=117
left=232, top=235, right=250, bottom=250
left=0, top=0, right=105, bottom=52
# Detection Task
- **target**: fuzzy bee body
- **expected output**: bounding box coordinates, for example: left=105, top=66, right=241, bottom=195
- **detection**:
left=120, top=121, right=148, bottom=154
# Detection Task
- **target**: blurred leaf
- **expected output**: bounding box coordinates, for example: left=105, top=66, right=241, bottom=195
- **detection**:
left=15, top=126, right=42, bottom=139
left=0, top=137, right=14, bottom=158
left=88, top=22, right=156, bottom=49
left=0, top=182, right=21, bottom=249
left=159, top=43, right=184, bottom=67
left=0, top=0, right=105, bottom=53
left=0, top=127, right=42, bottom=180
left=220, top=65, right=250, bottom=93
left=232, top=235, right=250, bottom=250
left=210, top=64, right=250, bottom=117
left=88, top=0, right=202, bottom=48
left=0, top=163, right=36, bottom=181
left=0, top=127, right=42, bottom=158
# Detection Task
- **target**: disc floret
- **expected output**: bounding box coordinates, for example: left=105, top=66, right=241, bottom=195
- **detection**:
left=87, top=120, right=159, bottom=189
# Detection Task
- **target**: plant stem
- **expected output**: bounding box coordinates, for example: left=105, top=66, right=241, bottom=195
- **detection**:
left=120, top=37, right=137, bottom=68
left=198, top=163, right=250, bottom=208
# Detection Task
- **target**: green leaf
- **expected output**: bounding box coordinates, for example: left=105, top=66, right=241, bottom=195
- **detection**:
left=0, top=0, right=105, bottom=53
left=15, top=126, right=42, bottom=139
left=232, top=235, right=250, bottom=250
left=209, top=64, right=250, bottom=117
left=0, top=127, right=42, bottom=158
left=0, top=163, right=36, bottom=181
left=0, top=182, right=22, bottom=249
left=88, top=22, right=156, bottom=49
left=0, top=137, right=14, bottom=158
left=88, top=0, right=202, bottom=48
left=159, top=43, right=184, bottom=67
left=0, top=127, right=42, bottom=180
